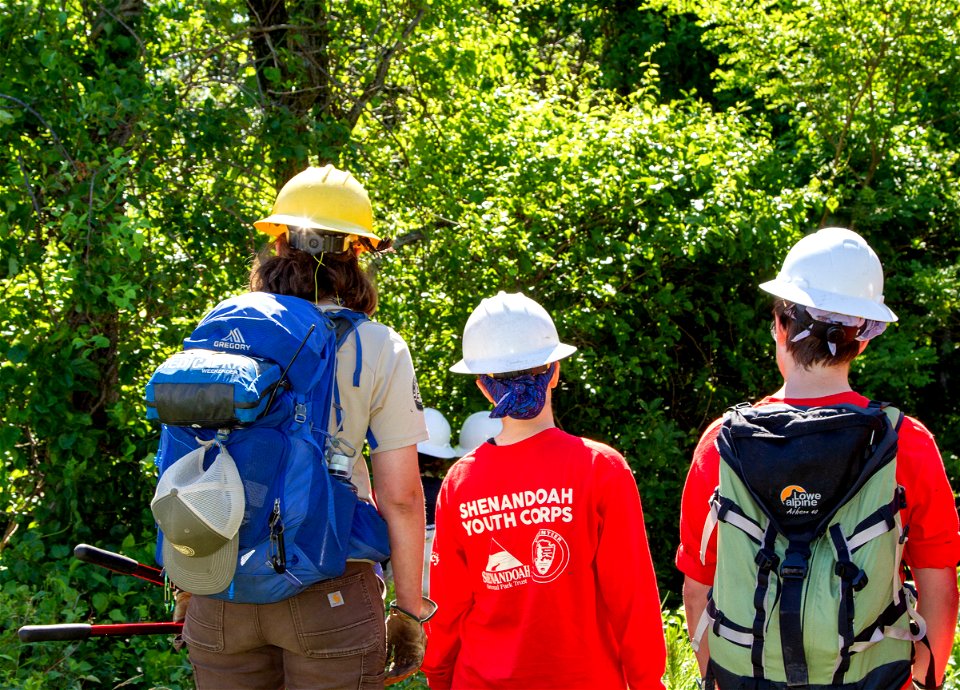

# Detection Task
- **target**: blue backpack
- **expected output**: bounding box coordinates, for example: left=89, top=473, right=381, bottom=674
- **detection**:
left=145, top=291, right=390, bottom=603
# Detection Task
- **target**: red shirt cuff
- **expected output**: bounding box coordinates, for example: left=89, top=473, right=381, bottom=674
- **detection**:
left=675, top=544, right=715, bottom=585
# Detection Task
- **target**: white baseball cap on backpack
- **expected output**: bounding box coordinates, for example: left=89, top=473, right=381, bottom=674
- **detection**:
left=151, top=440, right=245, bottom=595
left=759, top=227, right=897, bottom=323
left=455, top=411, right=503, bottom=455
left=418, top=408, right=459, bottom=459
left=451, top=292, right=577, bottom=375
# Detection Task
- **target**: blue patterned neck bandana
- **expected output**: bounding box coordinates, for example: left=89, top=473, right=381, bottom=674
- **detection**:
left=480, top=363, right=556, bottom=420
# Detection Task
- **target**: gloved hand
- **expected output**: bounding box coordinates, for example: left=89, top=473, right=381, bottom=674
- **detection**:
left=384, top=597, right=437, bottom=685
left=171, top=589, right=191, bottom=651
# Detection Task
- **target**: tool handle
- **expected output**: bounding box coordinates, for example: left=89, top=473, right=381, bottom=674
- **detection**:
left=19, top=622, right=183, bottom=642
left=74, top=544, right=165, bottom=586
left=19, top=624, right=91, bottom=642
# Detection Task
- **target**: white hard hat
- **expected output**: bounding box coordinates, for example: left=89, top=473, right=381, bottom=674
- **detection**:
left=450, top=292, right=577, bottom=374
left=417, top=408, right=459, bottom=459
left=455, top=412, right=503, bottom=455
left=759, top=227, right=897, bottom=323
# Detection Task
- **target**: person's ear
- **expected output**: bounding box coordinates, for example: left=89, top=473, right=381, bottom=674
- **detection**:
left=857, top=340, right=869, bottom=354
left=772, top=318, right=789, bottom=346
left=475, top=377, right=495, bottom=403
left=548, top=362, right=560, bottom=389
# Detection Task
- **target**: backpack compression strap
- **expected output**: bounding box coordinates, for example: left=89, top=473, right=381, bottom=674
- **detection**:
left=699, top=490, right=779, bottom=679
left=700, top=489, right=764, bottom=565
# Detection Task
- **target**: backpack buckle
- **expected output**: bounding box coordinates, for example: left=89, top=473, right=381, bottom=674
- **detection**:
left=780, top=553, right=808, bottom=580
left=294, top=403, right=307, bottom=425
left=754, top=548, right=780, bottom=572
left=896, top=486, right=907, bottom=510
left=899, top=524, right=910, bottom=545
left=834, top=561, right=869, bottom=591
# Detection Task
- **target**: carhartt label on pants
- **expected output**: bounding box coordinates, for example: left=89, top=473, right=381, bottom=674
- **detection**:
left=328, top=591, right=345, bottom=607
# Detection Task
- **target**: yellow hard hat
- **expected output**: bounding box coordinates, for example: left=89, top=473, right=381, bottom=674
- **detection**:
left=253, top=165, right=382, bottom=248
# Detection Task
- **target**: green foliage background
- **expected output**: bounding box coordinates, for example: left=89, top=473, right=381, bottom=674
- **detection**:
left=0, top=0, right=957, bottom=686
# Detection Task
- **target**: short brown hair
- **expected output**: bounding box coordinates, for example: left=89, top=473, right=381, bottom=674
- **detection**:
left=248, top=235, right=378, bottom=315
left=773, top=300, right=861, bottom=369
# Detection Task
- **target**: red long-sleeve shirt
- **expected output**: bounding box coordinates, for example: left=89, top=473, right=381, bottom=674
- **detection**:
left=423, top=427, right=666, bottom=690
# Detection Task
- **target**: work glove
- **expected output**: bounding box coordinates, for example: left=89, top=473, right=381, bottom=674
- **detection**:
left=384, top=596, right=437, bottom=685
left=171, top=589, right=191, bottom=651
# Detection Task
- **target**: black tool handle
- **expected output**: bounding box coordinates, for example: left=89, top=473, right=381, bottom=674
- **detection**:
left=19, top=624, right=91, bottom=642
left=74, top=544, right=165, bottom=586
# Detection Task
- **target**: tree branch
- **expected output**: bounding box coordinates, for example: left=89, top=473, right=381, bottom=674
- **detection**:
left=344, top=7, right=426, bottom=129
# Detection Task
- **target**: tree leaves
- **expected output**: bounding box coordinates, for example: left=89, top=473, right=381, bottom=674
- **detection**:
left=1, top=1, right=959, bottom=685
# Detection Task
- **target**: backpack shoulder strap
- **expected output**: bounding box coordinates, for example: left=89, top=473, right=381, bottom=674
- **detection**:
left=327, top=309, right=369, bottom=387
left=326, top=309, right=371, bottom=445
left=881, top=404, right=903, bottom=432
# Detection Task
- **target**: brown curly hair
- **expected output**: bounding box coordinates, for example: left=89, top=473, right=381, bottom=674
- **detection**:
left=248, top=235, right=379, bottom=315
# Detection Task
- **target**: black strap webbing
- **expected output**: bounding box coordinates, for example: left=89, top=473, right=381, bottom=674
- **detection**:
left=751, top=522, right=779, bottom=678
left=779, top=546, right=810, bottom=687
left=707, top=597, right=754, bottom=648
left=830, top=523, right=860, bottom=684
left=847, top=486, right=906, bottom=553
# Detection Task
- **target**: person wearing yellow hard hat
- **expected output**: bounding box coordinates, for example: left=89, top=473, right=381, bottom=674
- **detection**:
left=178, top=165, right=432, bottom=689
left=253, top=164, right=387, bottom=255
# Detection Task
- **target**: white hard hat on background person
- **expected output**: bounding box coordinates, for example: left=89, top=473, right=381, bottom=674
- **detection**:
left=455, top=412, right=503, bottom=455
left=759, top=227, right=897, bottom=323
left=450, top=292, right=577, bottom=375
left=253, top=165, right=383, bottom=253
left=417, top=408, right=459, bottom=459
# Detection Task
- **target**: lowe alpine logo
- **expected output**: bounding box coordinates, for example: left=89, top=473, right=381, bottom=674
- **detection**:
left=214, top=328, right=251, bottom=351
left=780, top=484, right=821, bottom=515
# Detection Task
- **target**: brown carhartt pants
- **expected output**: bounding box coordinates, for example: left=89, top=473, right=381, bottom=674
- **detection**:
left=183, top=562, right=386, bottom=689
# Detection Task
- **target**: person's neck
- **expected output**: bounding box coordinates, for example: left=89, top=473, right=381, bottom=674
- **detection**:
left=775, top=361, right=854, bottom=399
left=494, top=405, right=556, bottom=446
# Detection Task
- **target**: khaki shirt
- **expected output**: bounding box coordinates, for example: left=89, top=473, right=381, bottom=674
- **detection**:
left=319, top=304, right=428, bottom=501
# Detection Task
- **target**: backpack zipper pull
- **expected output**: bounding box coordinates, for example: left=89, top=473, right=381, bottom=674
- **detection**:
left=268, top=499, right=287, bottom=574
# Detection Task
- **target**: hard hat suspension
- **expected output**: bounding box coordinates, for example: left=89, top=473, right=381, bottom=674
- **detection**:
left=288, top=227, right=353, bottom=255
left=786, top=303, right=887, bottom=356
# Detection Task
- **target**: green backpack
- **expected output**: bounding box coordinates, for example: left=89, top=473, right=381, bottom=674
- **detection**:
left=694, top=402, right=931, bottom=689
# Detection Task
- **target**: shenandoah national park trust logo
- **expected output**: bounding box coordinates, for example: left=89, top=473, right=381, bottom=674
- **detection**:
left=481, top=530, right=571, bottom=591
